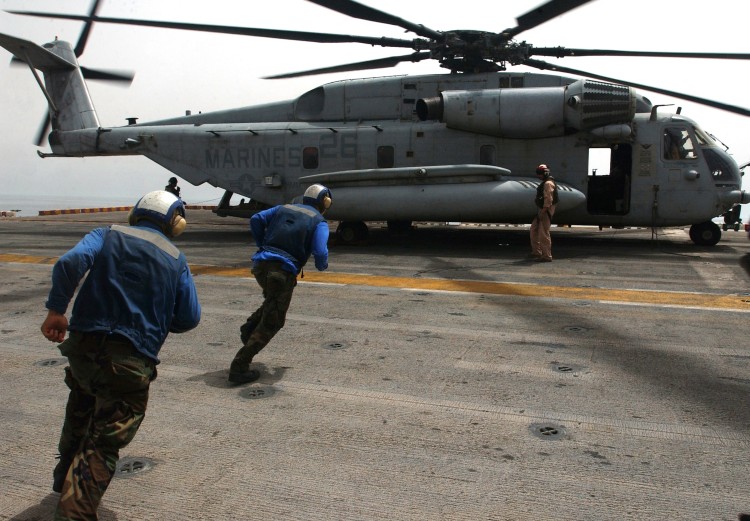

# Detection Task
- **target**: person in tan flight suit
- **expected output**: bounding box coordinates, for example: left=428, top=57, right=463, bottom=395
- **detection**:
left=529, top=163, right=558, bottom=262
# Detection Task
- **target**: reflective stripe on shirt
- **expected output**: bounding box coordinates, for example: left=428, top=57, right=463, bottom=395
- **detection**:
left=111, top=224, right=179, bottom=259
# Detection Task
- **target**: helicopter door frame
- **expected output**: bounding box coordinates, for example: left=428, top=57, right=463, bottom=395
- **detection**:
left=586, top=144, right=633, bottom=215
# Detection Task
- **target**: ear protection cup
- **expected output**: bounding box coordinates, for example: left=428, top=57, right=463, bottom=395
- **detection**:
left=170, top=213, right=187, bottom=237
left=129, top=191, right=186, bottom=236
left=303, top=184, right=332, bottom=213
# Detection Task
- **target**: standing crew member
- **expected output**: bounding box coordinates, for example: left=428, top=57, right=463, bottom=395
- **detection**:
left=530, top=163, right=558, bottom=262
left=229, top=184, right=332, bottom=385
left=165, top=177, right=181, bottom=198
left=41, top=190, right=201, bottom=520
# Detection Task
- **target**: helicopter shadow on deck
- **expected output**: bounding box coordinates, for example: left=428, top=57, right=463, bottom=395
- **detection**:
left=169, top=218, right=750, bottom=434
left=329, top=224, right=716, bottom=263
left=331, top=224, right=750, bottom=436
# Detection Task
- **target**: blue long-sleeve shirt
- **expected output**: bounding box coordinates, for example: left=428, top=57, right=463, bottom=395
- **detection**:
left=45, top=223, right=201, bottom=362
left=250, top=204, right=329, bottom=273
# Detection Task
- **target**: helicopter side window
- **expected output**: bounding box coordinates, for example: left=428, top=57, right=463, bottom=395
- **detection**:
left=378, top=146, right=395, bottom=168
left=663, top=128, right=696, bottom=160
left=480, top=145, right=496, bottom=165
left=303, top=147, right=319, bottom=169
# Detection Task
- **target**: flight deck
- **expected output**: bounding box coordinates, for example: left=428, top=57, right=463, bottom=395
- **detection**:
left=1, top=211, right=749, bottom=520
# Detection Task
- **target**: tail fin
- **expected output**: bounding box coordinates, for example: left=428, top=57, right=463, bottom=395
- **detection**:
left=0, top=33, right=99, bottom=135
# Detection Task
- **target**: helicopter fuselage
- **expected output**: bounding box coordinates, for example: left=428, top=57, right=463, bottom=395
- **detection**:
left=45, top=69, right=746, bottom=242
left=3, top=0, right=750, bottom=246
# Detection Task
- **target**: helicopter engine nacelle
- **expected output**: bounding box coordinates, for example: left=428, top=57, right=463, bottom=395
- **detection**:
left=416, top=79, right=636, bottom=139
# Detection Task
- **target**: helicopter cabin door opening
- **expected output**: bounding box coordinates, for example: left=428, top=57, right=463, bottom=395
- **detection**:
left=586, top=145, right=632, bottom=215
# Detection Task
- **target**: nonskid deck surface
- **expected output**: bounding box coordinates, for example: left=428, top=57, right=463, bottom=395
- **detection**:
left=1, top=211, right=749, bottom=520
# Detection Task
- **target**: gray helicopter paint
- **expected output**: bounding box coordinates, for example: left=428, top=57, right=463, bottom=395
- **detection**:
left=320, top=179, right=586, bottom=222
left=133, top=72, right=579, bottom=127
left=2, top=34, right=747, bottom=241
left=48, top=112, right=740, bottom=226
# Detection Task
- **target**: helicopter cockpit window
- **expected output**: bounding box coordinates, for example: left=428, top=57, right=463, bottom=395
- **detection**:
left=303, top=147, right=319, bottom=169
left=702, top=147, right=737, bottom=183
left=663, top=128, right=697, bottom=160
left=692, top=126, right=715, bottom=146
left=377, top=146, right=395, bottom=168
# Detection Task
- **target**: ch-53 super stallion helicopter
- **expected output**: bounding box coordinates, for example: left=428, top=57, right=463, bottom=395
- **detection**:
left=1, top=0, right=749, bottom=245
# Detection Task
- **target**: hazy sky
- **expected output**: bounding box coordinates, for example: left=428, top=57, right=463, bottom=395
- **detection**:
left=0, top=0, right=748, bottom=210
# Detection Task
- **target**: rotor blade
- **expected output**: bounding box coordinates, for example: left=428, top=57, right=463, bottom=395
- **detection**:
left=532, top=47, right=750, bottom=60
left=504, top=0, right=595, bottom=38
left=523, top=58, right=750, bottom=117
left=306, top=0, right=443, bottom=40
left=73, top=0, right=103, bottom=57
left=7, top=10, right=419, bottom=49
left=34, top=110, right=50, bottom=147
left=264, top=51, right=431, bottom=79
left=80, top=66, right=134, bottom=83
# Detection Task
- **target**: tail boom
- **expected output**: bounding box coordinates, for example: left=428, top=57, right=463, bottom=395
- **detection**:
left=0, top=32, right=99, bottom=137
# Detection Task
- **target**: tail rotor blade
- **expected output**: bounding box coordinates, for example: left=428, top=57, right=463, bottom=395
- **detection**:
left=80, top=66, right=134, bottom=83
left=34, top=110, right=51, bottom=147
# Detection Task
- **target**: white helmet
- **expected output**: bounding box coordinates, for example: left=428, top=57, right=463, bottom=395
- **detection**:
left=128, top=190, right=187, bottom=237
left=303, top=184, right=332, bottom=213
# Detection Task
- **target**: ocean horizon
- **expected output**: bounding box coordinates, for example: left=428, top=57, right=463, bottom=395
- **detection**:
left=0, top=193, right=224, bottom=217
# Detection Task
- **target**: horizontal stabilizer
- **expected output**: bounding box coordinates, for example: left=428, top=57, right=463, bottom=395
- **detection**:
left=300, top=164, right=511, bottom=186
left=0, top=32, right=75, bottom=70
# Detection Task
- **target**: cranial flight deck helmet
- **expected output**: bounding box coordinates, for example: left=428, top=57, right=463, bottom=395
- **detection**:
left=303, top=184, right=333, bottom=213
left=535, top=164, right=550, bottom=176
left=128, top=190, right=187, bottom=237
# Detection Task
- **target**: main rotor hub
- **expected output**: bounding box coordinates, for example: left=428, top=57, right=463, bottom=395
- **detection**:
left=430, top=30, right=530, bottom=73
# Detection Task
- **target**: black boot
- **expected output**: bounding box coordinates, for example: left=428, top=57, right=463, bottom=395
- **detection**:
left=228, top=369, right=260, bottom=385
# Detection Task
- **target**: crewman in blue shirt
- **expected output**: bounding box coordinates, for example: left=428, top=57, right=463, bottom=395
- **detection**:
left=41, top=190, right=201, bottom=520
left=229, top=184, right=332, bottom=385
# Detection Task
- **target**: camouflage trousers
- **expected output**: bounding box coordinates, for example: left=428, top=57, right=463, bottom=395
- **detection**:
left=55, top=331, right=155, bottom=521
left=231, top=261, right=297, bottom=373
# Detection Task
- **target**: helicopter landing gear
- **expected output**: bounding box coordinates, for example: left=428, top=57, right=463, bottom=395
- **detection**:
left=722, top=222, right=741, bottom=232
left=336, top=221, right=369, bottom=244
left=689, top=221, right=721, bottom=246
left=721, top=206, right=742, bottom=231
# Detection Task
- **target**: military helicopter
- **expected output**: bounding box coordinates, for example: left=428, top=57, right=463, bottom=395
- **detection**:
left=1, top=0, right=749, bottom=245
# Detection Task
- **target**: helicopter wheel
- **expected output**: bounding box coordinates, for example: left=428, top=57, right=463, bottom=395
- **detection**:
left=689, top=221, right=721, bottom=246
left=336, top=221, right=369, bottom=244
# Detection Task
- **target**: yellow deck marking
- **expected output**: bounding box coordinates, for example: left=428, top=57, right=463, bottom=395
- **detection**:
left=298, top=271, right=749, bottom=310
left=3, top=253, right=748, bottom=311
left=0, top=253, right=58, bottom=265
